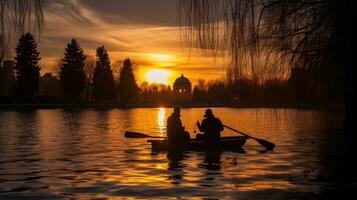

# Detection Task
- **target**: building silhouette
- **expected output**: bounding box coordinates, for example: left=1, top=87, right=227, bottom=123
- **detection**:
left=38, top=73, right=61, bottom=103
left=173, top=74, right=192, bottom=102
left=0, top=60, right=16, bottom=103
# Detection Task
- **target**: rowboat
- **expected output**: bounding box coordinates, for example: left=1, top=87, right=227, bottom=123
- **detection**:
left=148, top=136, right=247, bottom=152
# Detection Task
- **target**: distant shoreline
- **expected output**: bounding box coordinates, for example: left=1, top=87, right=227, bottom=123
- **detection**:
left=0, top=103, right=344, bottom=111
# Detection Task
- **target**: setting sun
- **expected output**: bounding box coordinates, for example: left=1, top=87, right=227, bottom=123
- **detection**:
left=145, top=69, right=171, bottom=85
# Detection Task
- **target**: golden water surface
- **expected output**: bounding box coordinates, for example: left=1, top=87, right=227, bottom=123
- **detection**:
left=0, top=108, right=344, bottom=199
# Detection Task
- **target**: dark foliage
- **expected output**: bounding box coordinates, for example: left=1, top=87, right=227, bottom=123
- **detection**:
left=92, top=46, right=116, bottom=103
left=59, top=39, right=86, bottom=103
left=14, top=33, right=40, bottom=102
left=0, top=61, right=16, bottom=102
left=140, top=83, right=173, bottom=106
left=118, top=58, right=139, bottom=104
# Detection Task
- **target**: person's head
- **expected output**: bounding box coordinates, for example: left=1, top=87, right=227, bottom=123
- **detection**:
left=204, top=108, right=213, bottom=118
left=173, top=107, right=181, bottom=116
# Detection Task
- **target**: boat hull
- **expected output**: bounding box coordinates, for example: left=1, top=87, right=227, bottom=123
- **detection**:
left=148, top=136, right=247, bottom=152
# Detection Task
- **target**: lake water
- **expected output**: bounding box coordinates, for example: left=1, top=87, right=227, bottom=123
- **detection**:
left=0, top=108, right=346, bottom=199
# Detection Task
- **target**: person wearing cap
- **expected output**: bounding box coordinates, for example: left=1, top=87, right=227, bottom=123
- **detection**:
left=167, top=107, right=190, bottom=142
left=196, top=109, right=224, bottom=141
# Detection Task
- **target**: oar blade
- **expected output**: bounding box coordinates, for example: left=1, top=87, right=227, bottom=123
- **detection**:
left=256, top=138, right=275, bottom=150
left=125, top=131, right=150, bottom=138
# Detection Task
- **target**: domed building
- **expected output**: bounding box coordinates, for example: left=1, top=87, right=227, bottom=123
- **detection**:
left=173, top=74, right=192, bottom=102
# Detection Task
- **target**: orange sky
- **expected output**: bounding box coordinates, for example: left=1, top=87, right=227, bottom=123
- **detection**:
left=33, top=0, right=227, bottom=86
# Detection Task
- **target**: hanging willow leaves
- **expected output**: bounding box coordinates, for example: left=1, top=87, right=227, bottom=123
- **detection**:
left=0, top=0, right=46, bottom=62
left=178, top=0, right=331, bottom=82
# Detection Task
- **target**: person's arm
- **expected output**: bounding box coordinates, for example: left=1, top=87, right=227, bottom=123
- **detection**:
left=166, top=117, right=172, bottom=138
left=197, top=120, right=205, bottom=132
left=217, top=118, right=224, bottom=131
left=196, top=121, right=201, bottom=131
left=178, top=118, right=185, bottom=132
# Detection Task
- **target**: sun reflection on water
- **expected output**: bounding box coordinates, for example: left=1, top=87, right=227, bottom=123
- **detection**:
left=157, top=108, right=166, bottom=136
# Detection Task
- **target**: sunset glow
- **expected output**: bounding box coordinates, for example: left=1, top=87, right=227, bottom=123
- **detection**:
left=35, top=0, right=226, bottom=84
left=150, top=54, right=174, bottom=62
left=145, top=69, right=171, bottom=84
left=147, top=53, right=178, bottom=67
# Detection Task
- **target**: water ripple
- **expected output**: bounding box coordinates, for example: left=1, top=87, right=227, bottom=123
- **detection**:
left=0, top=108, right=344, bottom=199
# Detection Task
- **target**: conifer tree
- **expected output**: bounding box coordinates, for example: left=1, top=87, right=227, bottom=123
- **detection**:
left=118, top=58, right=139, bottom=104
left=92, top=46, right=116, bottom=103
left=59, top=39, right=86, bottom=103
left=14, top=32, right=41, bottom=102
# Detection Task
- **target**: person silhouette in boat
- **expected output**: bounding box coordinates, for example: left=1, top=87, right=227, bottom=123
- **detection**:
left=196, top=109, right=224, bottom=141
left=167, top=107, right=190, bottom=142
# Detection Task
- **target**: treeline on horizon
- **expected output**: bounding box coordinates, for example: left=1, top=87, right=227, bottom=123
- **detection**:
left=0, top=33, right=139, bottom=105
left=0, top=33, right=343, bottom=107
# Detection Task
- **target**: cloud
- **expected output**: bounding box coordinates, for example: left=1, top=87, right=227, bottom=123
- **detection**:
left=80, top=0, right=178, bottom=26
left=37, top=0, right=226, bottom=84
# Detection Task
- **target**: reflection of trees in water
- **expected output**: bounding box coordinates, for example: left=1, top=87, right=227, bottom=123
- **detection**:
left=93, top=109, right=110, bottom=133
left=14, top=110, right=40, bottom=151
left=121, top=109, right=134, bottom=132
left=61, top=109, right=84, bottom=133
left=58, top=109, right=88, bottom=167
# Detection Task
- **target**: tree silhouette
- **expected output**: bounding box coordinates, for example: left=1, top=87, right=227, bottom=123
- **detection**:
left=92, top=46, right=116, bottom=103
left=59, top=39, right=86, bottom=103
left=14, top=33, right=40, bottom=102
left=118, top=58, right=139, bottom=104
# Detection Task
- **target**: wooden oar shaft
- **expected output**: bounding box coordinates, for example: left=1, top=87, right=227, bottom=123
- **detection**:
left=223, top=124, right=275, bottom=150
left=125, top=131, right=166, bottom=138
left=223, top=125, right=254, bottom=139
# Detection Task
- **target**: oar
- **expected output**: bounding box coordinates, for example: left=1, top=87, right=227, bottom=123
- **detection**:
left=223, top=125, right=275, bottom=150
left=124, top=131, right=166, bottom=139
